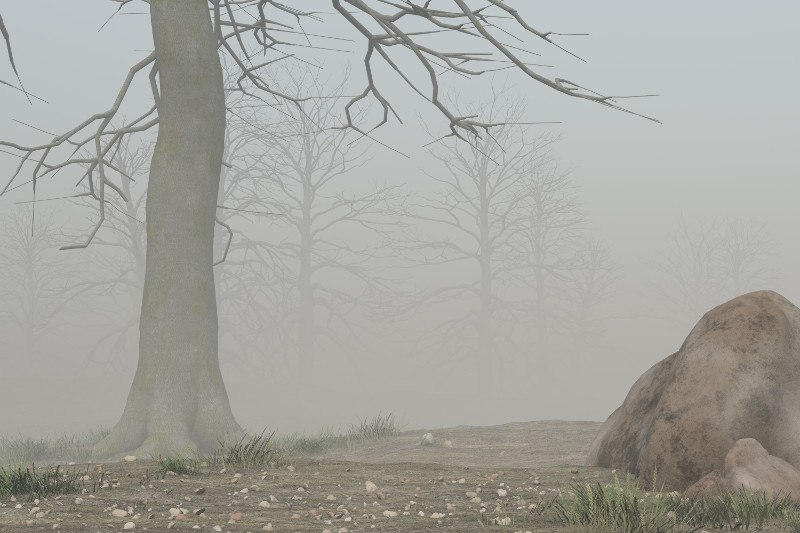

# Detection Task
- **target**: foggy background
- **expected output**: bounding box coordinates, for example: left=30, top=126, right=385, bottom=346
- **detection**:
left=1, top=2, right=798, bottom=440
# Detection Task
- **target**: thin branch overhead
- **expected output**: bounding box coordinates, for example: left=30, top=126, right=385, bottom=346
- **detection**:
left=0, top=12, right=31, bottom=104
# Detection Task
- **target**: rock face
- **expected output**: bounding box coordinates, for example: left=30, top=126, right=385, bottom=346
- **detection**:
left=587, top=290, right=800, bottom=492
left=685, top=438, right=800, bottom=506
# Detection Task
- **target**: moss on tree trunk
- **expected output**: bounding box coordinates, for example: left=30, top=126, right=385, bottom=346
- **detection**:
left=93, top=0, right=245, bottom=461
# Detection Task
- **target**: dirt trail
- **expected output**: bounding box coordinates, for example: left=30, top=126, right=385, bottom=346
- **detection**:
left=20, top=420, right=604, bottom=471
left=315, top=420, right=604, bottom=469
left=0, top=421, right=665, bottom=533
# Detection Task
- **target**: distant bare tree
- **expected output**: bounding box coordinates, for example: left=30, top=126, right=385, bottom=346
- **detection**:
left=649, top=215, right=772, bottom=328
left=514, top=162, right=587, bottom=357
left=0, top=205, right=78, bottom=371
left=398, top=93, right=562, bottom=383
left=716, top=218, right=772, bottom=297
left=560, top=238, right=621, bottom=359
left=66, top=134, right=151, bottom=376
left=212, top=77, right=290, bottom=381
left=240, top=64, right=403, bottom=379
left=399, top=93, right=619, bottom=380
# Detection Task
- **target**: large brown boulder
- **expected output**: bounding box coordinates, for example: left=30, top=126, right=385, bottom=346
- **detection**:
left=685, top=438, right=800, bottom=506
left=587, top=290, right=800, bottom=492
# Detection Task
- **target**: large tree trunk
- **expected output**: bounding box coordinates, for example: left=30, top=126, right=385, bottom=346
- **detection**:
left=93, top=0, right=245, bottom=461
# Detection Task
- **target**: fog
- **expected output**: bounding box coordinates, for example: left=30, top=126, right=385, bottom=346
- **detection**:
left=1, top=2, right=798, bottom=442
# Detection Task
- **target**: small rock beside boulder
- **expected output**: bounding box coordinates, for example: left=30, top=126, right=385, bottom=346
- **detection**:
left=686, top=438, right=800, bottom=506
left=420, top=433, right=435, bottom=446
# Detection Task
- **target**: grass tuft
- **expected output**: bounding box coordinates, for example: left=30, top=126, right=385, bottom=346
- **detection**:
left=541, top=465, right=799, bottom=532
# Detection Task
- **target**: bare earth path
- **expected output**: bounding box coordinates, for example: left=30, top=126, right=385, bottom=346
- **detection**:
left=314, top=420, right=603, bottom=469
left=10, top=420, right=769, bottom=532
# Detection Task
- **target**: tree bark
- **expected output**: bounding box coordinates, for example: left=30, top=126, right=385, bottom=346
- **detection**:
left=93, top=0, right=245, bottom=461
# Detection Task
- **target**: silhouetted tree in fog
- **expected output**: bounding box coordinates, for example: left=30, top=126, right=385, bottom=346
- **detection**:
left=210, top=64, right=291, bottom=381
left=716, top=218, right=772, bottom=296
left=560, top=238, right=621, bottom=360
left=515, top=161, right=587, bottom=357
left=0, top=205, right=78, bottom=370
left=400, top=94, right=620, bottom=381
left=67, top=135, right=151, bottom=376
left=399, top=94, right=562, bottom=382
left=239, top=65, right=402, bottom=379
left=649, top=215, right=772, bottom=329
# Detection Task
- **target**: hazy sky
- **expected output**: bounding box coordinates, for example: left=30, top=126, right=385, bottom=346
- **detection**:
left=1, top=2, right=799, bottom=438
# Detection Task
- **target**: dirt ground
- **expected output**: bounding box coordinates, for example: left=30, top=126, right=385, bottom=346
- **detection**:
left=320, top=420, right=603, bottom=470
left=1, top=420, right=781, bottom=532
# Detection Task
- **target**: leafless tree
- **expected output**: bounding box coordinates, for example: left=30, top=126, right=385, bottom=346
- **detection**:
left=716, top=218, right=772, bottom=297
left=397, top=93, right=564, bottom=383
left=560, top=237, right=621, bottom=360
left=399, top=93, right=618, bottom=381
left=212, top=68, right=291, bottom=382
left=235, top=63, right=404, bottom=380
left=0, top=1, right=656, bottom=459
left=0, top=205, right=80, bottom=372
left=514, top=162, right=587, bottom=353
left=649, top=215, right=772, bottom=329
left=63, top=134, right=152, bottom=377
